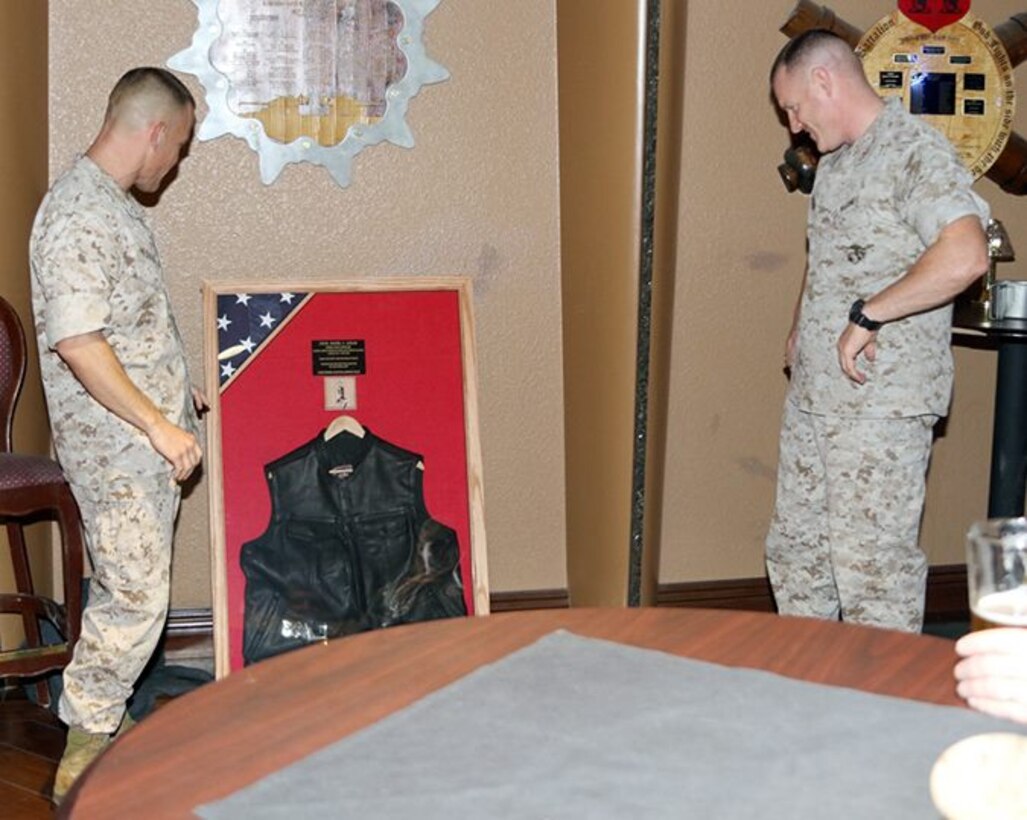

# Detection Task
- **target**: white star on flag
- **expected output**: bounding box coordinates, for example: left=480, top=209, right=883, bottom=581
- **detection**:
left=216, top=291, right=308, bottom=387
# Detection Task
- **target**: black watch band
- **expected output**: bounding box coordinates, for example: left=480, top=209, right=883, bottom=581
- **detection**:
left=849, top=299, right=883, bottom=331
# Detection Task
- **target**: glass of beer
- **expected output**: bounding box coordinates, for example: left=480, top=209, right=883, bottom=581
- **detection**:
left=967, top=518, right=1027, bottom=630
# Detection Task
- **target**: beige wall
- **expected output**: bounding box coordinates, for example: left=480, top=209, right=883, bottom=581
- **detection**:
left=0, top=2, right=49, bottom=459
left=659, top=0, right=1027, bottom=584
left=39, top=0, right=1027, bottom=610
left=48, top=1, right=566, bottom=606
left=0, top=1, right=51, bottom=649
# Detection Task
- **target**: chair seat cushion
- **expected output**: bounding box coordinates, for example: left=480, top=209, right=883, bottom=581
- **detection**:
left=0, top=453, right=68, bottom=490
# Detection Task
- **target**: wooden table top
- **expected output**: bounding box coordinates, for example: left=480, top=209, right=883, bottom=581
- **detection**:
left=60, top=607, right=965, bottom=818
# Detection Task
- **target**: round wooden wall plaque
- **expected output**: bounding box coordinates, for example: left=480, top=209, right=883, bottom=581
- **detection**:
left=858, top=10, right=1016, bottom=179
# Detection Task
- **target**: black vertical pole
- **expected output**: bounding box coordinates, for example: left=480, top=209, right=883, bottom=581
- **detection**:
left=988, top=338, right=1027, bottom=518
left=629, top=0, right=661, bottom=606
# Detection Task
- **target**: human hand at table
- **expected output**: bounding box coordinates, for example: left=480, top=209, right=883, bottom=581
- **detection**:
left=954, top=628, right=1027, bottom=725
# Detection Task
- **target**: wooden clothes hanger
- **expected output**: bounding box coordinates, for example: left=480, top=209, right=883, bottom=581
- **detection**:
left=323, top=414, right=365, bottom=439
left=322, top=415, right=424, bottom=470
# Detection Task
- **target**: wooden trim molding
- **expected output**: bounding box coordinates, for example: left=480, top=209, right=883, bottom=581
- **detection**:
left=656, top=577, right=776, bottom=612
left=922, top=564, right=971, bottom=623
left=167, top=608, right=215, bottom=636
left=656, top=565, right=969, bottom=624
left=164, top=566, right=970, bottom=653
left=164, top=608, right=215, bottom=660
left=163, top=591, right=577, bottom=651
left=488, top=589, right=571, bottom=612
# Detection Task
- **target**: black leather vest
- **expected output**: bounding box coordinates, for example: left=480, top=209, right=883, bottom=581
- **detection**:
left=241, top=428, right=465, bottom=665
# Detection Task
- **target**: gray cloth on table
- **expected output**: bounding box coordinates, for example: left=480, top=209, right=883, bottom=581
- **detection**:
left=195, top=629, right=1022, bottom=819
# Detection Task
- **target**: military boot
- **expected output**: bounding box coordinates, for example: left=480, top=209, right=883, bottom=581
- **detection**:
left=52, top=727, right=110, bottom=805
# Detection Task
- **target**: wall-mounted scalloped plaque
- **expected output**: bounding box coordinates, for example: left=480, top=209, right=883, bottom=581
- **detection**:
left=169, top=0, right=449, bottom=187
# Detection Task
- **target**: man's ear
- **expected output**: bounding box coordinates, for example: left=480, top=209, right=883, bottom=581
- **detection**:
left=809, top=64, right=833, bottom=98
left=148, top=120, right=168, bottom=148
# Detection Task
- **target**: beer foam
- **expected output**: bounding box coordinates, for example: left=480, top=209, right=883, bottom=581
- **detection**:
left=971, top=587, right=1027, bottom=627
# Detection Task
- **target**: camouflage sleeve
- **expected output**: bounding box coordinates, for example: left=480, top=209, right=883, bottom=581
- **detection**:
left=898, top=134, right=990, bottom=248
left=35, top=212, right=115, bottom=349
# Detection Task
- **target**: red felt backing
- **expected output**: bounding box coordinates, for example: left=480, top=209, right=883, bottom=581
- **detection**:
left=219, top=290, right=472, bottom=671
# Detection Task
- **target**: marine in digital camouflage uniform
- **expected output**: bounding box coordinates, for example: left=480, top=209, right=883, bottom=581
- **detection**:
left=28, top=67, right=202, bottom=802
left=765, top=31, right=989, bottom=632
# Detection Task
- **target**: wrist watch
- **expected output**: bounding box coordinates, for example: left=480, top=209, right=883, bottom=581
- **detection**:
left=849, top=299, right=883, bottom=331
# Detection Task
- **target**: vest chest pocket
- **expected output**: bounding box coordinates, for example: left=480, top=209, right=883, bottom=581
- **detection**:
left=351, top=509, right=417, bottom=583
left=282, top=518, right=359, bottom=616
left=285, top=518, right=339, bottom=542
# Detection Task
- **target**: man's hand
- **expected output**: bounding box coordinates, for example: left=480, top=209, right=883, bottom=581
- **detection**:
left=955, top=628, right=1027, bottom=725
left=191, top=385, right=209, bottom=416
left=146, top=417, right=203, bottom=483
left=832, top=215, right=987, bottom=385
left=784, top=325, right=799, bottom=371
left=837, top=323, right=877, bottom=384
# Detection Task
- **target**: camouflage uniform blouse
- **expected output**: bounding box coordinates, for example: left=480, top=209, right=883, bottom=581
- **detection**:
left=791, top=99, right=989, bottom=419
left=29, top=156, right=197, bottom=498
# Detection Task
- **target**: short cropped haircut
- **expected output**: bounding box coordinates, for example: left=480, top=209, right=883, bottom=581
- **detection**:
left=105, top=67, right=195, bottom=123
left=770, top=29, right=854, bottom=84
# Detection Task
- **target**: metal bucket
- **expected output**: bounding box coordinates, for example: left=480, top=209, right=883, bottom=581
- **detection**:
left=991, top=281, right=1027, bottom=320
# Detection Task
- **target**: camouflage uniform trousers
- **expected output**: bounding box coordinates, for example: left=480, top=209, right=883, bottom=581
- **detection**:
left=765, top=399, right=936, bottom=633
left=58, top=478, right=180, bottom=733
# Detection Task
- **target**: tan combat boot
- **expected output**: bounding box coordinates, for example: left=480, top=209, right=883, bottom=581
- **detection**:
left=52, top=727, right=110, bottom=805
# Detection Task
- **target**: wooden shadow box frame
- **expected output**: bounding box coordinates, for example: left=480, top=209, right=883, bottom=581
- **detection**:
left=202, top=277, right=489, bottom=677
